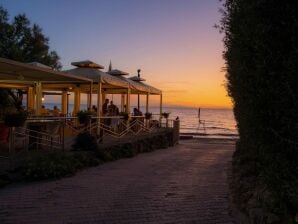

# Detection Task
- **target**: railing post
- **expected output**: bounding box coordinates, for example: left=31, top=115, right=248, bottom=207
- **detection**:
left=62, top=121, right=65, bottom=151
left=89, top=118, right=92, bottom=135
left=173, top=119, right=180, bottom=145
left=9, top=127, right=15, bottom=168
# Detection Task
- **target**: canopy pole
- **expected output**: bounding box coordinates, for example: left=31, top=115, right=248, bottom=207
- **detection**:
left=146, top=93, right=149, bottom=113
left=102, top=93, right=106, bottom=104
left=126, top=86, right=131, bottom=115
left=121, top=94, right=125, bottom=112
left=137, top=94, right=140, bottom=111
left=87, top=82, right=93, bottom=110
left=97, top=78, right=102, bottom=135
left=27, top=86, right=34, bottom=112
left=35, top=82, right=42, bottom=116
left=73, top=87, right=81, bottom=115
left=159, top=94, right=163, bottom=122
left=66, top=93, right=69, bottom=115
left=61, top=90, right=68, bottom=115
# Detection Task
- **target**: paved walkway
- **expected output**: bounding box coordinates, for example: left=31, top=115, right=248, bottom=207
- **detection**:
left=0, top=139, right=235, bottom=224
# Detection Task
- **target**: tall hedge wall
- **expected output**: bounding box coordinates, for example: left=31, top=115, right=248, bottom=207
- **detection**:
left=221, top=0, right=298, bottom=219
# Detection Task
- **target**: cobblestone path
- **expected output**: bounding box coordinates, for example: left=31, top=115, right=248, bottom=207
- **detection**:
left=0, top=139, right=236, bottom=224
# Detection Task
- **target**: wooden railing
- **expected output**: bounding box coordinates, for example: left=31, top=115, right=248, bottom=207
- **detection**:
left=3, top=115, right=179, bottom=154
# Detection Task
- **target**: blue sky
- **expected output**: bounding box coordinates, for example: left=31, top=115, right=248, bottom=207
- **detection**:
left=1, top=0, right=230, bottom=108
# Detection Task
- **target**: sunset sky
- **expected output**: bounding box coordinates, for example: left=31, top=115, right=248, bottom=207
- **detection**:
left=2, top=0, right=231, bottom=108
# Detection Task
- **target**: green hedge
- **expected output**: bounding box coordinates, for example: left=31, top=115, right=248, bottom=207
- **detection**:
left=221, top=1, right=298, bottom=222
left=3, top=130, right=174, bottom=183
left=24, top=152, right=80, bottom=180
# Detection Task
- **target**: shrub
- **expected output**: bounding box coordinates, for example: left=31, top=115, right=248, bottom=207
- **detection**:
left=221, top=0, right=298, bottom=222
left=71, top=151, right=101, bottom=167
left=4, top=111, right=27, bottom=127
left=24, top=152, right=79, bottom=180
left=111, top=146, right=136, bottom=159
left=95, top=148, right=114, bottom=162
left=72, top=132, right=97, bottom=151
left=77, top=111, right=92, bottom=124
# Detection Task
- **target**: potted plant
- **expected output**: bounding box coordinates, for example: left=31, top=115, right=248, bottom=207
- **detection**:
left=77, top=111, right=92, bottom=125
left=145, top=112, right=152, bottom=120
left=4, top=111, right=28, bottom=127
left=119, top=112, right=129, bottom=121
left=162, top=112, right=170, bottom=128
left=162, top=112, right=170, bottom=119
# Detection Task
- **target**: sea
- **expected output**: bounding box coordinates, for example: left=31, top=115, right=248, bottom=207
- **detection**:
left=44, top=103, right=238, bottom=139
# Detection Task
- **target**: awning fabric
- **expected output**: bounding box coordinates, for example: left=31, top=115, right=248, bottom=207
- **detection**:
left=0, top=57, right=91, bottom=83
left=65, top=67, right=129, bottom=88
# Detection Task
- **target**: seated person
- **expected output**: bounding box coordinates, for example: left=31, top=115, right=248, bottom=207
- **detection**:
left=133, top=108, right=143, bottom=116
left=92, top=105, right=97, bottom=113
left=133, top=108, right=139, bottom=116
left=41, top=105, right=49, bottom=115
left=52, top=105, right=60, bottom=117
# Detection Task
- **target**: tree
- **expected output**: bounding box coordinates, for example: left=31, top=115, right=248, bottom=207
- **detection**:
left=0, top=6, right=61, bottom=69
left=220, top=0, right=298, bottom=222
left=0, top=6, right=62, bottom=115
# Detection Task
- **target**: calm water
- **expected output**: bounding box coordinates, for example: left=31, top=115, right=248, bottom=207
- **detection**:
left=45, top=103, right=238, bottom=139
left=154, top=107, right=238, bottom=139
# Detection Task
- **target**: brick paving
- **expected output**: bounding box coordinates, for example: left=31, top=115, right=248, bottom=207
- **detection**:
left=0, top=139, right=236, bottom=224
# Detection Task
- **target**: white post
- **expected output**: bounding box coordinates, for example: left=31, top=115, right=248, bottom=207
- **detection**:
left=35, top=82, right=42, bottom=116
left=87, top=82, right=93, bottom=110
left=73, top=87, right=81, bottom=115
left=27, top=86, right=34, bottom=112
left=146, top=93, right=149, bottom=113
left=97, top=78, right=102, bottom=135
left=121, top=94, right=125, bottom=112
left=126, top=87, right=131, bottom=115
left=61, top=90, right=68, bottom=115
left=159, top=94, right=163, bottom=124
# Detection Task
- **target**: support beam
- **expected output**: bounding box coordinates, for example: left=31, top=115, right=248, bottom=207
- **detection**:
left=102, top=93, right=106, bottom=104
left=126, top=87, right=131, bottom=115
left=87, top=82, right=93, bottom=110
left=97, top=80, right=102, bottom=117
left=159, top=94, right=163, bottom=121
left=146, top=93, right=149, bottom=113
left=27, top=86, right=34, bottom=112
left=73, top=87, right=81, bottom=115
left=35, top=82, right=42, bottom=115
left=97, top=78, right=102, bottom=135
left=121, top=94, right=125, bottom=112
left=137, top=94, right=140, bottom=111
left=61, top=90, right=68, bottom=115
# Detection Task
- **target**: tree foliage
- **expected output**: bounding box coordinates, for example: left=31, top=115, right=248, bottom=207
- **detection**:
left=0, top=6, right=61, bottom=69
left=221, top=0, right=298, bottom=220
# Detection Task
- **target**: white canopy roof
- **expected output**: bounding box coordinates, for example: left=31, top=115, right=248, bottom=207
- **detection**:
left=107, top=69, right=129, bottom=76
left=65, top=67, right=129, bottom=88
left=71, top=60, right=104, bottom=69
left=129, top=76, right=146, bottom=82
left=0, top=57, right=92, bottom=83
